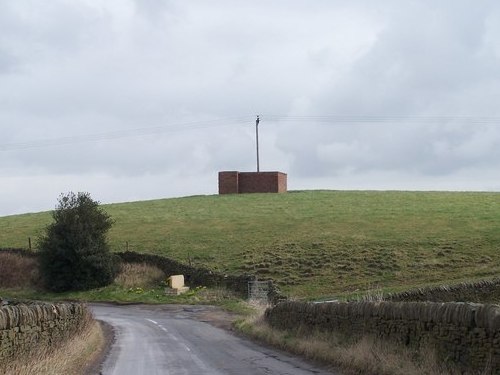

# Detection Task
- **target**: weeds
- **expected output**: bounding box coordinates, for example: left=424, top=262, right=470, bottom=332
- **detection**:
left=114, top=262, right=165, bottom=288
left=0, top=252, right=40, bottom=289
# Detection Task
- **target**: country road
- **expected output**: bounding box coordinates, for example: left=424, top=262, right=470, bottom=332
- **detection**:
left=91, top=303, right=335, bottom=375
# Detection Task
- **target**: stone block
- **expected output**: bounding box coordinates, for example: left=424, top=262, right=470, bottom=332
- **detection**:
left=168, top=275, right=185, bottom=289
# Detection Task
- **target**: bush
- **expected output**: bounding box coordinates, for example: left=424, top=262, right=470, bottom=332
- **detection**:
left=38, top=192, right=118, bottom=292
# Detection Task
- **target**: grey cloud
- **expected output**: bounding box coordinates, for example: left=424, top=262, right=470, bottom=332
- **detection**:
left=0, top=50, right=18, bottom=74
left=1, top=0, right=500, bottom=215
left=275, top=121, right=500, bottom=178
left=315, top=3, right=500, bottom=115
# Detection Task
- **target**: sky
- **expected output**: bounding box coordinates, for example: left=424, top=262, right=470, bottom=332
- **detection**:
left=1, top=0, right=500, bottom=216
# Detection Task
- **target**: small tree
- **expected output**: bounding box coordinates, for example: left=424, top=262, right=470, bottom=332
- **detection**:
left=38, top=192, right=117, bottom=292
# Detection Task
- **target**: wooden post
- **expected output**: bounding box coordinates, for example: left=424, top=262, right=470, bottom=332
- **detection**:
left=28, top=237, right=32, bottom=251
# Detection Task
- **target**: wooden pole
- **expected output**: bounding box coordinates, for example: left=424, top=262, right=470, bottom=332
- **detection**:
left=255, top=116, right=260, bottom=172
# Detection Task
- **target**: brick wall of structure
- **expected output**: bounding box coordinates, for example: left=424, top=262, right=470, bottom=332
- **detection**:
left=218, top=171, right=239, bottom=194
left=218, top=171, right=287, bottom=194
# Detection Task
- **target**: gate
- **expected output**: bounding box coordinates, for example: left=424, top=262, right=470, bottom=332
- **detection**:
left=248, top=280, right=270, bottom=303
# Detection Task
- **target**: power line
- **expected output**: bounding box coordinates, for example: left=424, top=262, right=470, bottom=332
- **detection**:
left=2, top=114, right=498, bottom=152
left=262, top=114, right=500, bottom=124
left=0, top=116, right=253, bottom=152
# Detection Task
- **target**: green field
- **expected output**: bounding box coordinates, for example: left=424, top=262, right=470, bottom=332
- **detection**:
left=1, top=190, right=499, bottom=299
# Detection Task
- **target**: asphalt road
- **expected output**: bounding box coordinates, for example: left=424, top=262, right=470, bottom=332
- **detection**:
left=91, top=304, right=334, bottom=375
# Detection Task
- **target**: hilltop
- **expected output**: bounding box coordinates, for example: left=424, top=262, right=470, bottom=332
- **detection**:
left=1, top=190, right=499, bottom=299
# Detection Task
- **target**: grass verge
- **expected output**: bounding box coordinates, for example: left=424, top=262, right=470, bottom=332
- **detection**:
left=235, top=308, right=459, bottom=375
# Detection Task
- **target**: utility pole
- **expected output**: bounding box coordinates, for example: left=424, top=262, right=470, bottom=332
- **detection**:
left=256, top=115, right=260, bottom=172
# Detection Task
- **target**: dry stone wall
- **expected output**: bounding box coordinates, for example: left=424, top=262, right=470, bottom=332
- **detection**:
left=384, top=278, right=500, bottom=304
left=0, top=248, right=37, bottom=258
left=0, top=302, right=89, bottom=361
left=266, top=301, right=500, bottom=374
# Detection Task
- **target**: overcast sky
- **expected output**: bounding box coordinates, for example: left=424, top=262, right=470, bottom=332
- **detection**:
left=1, top=0, right=500, bottom=216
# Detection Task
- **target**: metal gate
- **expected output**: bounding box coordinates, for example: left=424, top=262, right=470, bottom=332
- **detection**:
left=248, top=280, right=270, bottom=303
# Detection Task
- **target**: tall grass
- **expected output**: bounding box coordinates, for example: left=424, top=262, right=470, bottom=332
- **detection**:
left=114, top=262, right=165, bottom=288
left=0, top=252, right=40, bottom=289
left=236, top=310, right=458, bottom=375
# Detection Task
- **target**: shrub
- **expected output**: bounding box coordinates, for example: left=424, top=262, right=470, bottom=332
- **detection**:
left=38, top=192, right=117, bottom=292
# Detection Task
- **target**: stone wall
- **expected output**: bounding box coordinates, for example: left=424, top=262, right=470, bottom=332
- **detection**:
left=0, top=302, right=90, bottom=361
left=384, top=278, right=500, bottom=304
left=218, top=171, right=287, bottom=194
left=265, top=301, right=500, bottom=373
left=0, top=248, right=37, bottom=258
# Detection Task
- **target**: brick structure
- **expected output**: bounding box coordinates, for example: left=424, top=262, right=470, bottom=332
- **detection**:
left=218, top=171, right=287, bottom=194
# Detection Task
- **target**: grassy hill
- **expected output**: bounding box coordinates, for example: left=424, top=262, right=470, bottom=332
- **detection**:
left=1, top=190, right=499, bottom=299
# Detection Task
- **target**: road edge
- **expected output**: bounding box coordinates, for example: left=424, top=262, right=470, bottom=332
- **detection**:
left=84, top=320, right=115, bottom=375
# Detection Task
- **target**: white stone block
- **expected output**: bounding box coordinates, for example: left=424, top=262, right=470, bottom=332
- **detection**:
left=168, top=275, right=185, bottom=289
